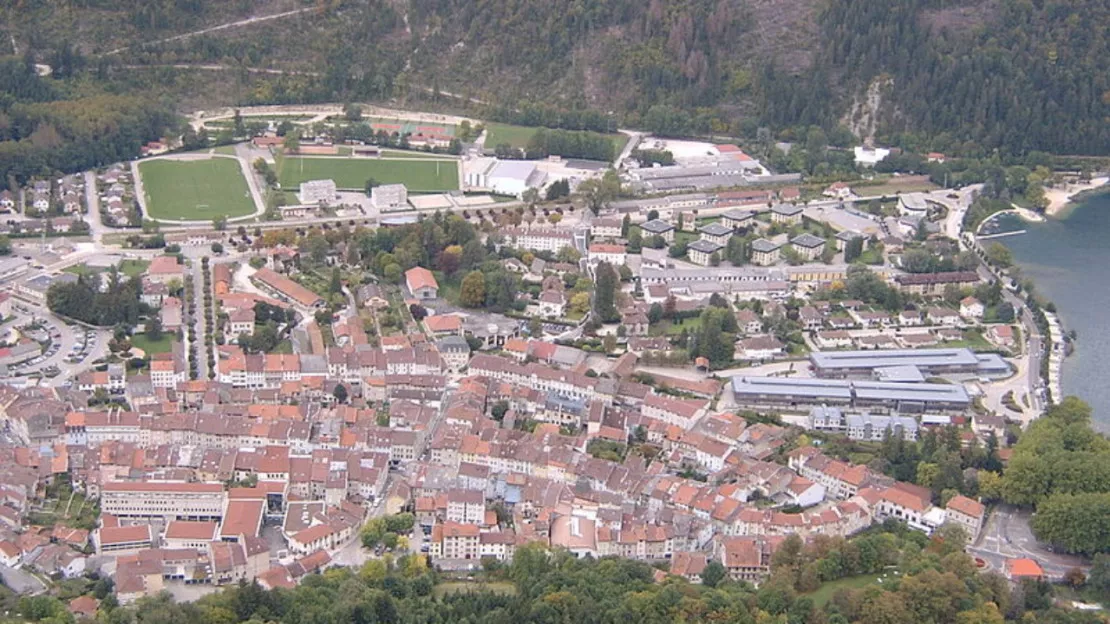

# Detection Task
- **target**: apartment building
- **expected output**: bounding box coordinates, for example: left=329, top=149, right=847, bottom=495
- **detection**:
left=100, top=482, right=227, bottom=521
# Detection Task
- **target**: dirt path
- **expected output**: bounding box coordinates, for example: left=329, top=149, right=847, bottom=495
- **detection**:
left=104, top=7, right=317, bottom=55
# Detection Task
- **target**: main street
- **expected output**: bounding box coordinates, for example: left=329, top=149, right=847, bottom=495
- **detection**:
left=972, top=246, right=1048, bottom=418
left=82, top=171, right=107, bottom=245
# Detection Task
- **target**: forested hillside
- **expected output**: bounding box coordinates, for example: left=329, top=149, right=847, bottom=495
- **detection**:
left=0, top=0, right=1106, bottom=160
left=0, top=58, right=178, bottom=189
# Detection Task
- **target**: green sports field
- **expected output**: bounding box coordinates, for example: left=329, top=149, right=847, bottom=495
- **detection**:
left=139, top=158, right=255, bottom=220
left=276, top=156, right=459, bottom=191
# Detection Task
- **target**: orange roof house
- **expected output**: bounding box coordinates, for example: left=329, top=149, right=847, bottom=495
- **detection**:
left=405, top=267, right=438, bottom=299
left=1005, top=558, right=1044, bottom=581
left=424, top=314, right=461, bottom=334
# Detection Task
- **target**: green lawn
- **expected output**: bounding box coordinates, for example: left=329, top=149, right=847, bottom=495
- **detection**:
left=63, top=259, right=149, bottom=279
left=213, top=145, right=238, bottom=155
left=485, top=123, right=541, bottom=149
left=942, top=329, right=996, bottom=351
left=139, top=157, right=256, bottom=221
left=119, top=259, right=150, bottom=278
left=63, top=264, right=95, bottom=277
left=432, top=582, right=517, bottom=598
left=485, top=122, right=627, bottom=156
left=806, top=574, right=885, bottom=607
left=649, top=315, right=703, bottom=337
left=276, top=156, right=458, bottom=191
left=131, top=332, right=173, bottom=355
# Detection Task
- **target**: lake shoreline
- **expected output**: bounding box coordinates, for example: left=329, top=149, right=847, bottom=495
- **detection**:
left=1044, top=177, right=1109, bottom=217
left=1001, top=192, right=1110, bottom=431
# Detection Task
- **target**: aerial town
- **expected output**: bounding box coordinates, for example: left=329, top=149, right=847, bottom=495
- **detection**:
left=0, top=103, right=1084, bottom=610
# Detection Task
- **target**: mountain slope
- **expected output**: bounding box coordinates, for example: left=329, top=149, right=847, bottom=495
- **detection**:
left=1, top=0, right=1106, bottom=155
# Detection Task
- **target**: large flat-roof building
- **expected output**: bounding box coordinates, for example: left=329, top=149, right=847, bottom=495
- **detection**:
left=809, top=348, right=986, bottom=379
left=467, top=159, right=547, bottom=198
left=100, top=481, right=227, bottom=521
left=730, top=376, right=970, bottom=413
left=639, top=266, right=791, bottom=299
left=17, top=272, right=78, bottom=304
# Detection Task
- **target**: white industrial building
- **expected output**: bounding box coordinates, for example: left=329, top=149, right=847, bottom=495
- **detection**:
left=898, top=192, right=930, bottom=216
left=465, top=158, right=548, bottom=198
left=297, top=179, right=337, bottom=205
left=371, top=183, right=409, bottom=212
left=853, top=145, right=891, bottom=167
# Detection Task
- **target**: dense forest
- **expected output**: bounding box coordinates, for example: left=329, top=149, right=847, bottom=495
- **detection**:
left=0, top=57, right=178, bottom=189
left=8, top=533, right=1109, bottom=624
left=2, top=0, right=1104, bottom=162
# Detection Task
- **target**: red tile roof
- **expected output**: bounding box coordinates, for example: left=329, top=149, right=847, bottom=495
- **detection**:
left=405, top=266, right=438, bottom=292
left=1006, top=558, right=1044, bottom=579
left=165, top=521, right=217, bottom=541
left=98, top=524, right=152, bottom=546
left=253, top=268, right=323, bottom=308
left=946, top=495, right=985, bottom=520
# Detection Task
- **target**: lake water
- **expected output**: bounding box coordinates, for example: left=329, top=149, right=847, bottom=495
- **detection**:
left=1001, top=191, right=1110, bottom=429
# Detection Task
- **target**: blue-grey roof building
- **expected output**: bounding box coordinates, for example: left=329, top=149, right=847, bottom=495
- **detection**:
left=730, top=375, right=969, bottom=413
left=809, top=348, right=1000, bottom=379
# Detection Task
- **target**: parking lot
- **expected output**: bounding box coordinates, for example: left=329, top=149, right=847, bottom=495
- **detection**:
left=4, top=299, right=110, bottom=385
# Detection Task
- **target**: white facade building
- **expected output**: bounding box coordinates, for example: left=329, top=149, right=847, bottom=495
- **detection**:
left=371, top=184, right=409, bottom=212
left=298, top=179, right=338, bottom=205
left=466, top=159, right=548, bottom=198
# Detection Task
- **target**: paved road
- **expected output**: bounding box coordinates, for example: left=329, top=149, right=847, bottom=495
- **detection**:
left=188, top=258, right=210, bottom=380
left=83, top=171, right=106, bottom=245
left=331, top=476, right=392, bottom=569
left=130, top=159, right=149, bottom=220
left=123, top=63, right=321, bottom=78
left=614, top=130, right=644, bottom=168
left=0, top=563, right=46, bottom=595
left=188, top=103, right=477, bottom=133
left=970, top=243, right=1047, bottom=417
left=233, top=142, right=269, bottom=221
left=932, top=184, right=981, bottom=247
left=969, top=505, right=1087, bottom=579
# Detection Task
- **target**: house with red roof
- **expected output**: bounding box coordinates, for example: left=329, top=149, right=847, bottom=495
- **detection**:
left=424, top=314, right=462, bottom=336
left=944, top=495, right=986, bottom=539
left=405, top=267, right=438, bottom=300
left=1005, top=558, right=1044, bottom=581
left=716, top=535, right=780, bottom=585
left=876, top=482, right=934, bottom=532
left=146, top=256, right=185, bottom=284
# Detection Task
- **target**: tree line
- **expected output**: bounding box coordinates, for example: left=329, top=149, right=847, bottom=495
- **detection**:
left=12, top=530, right=1104, bottom=624
left=1000, top=397, right=1110, bottom=555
